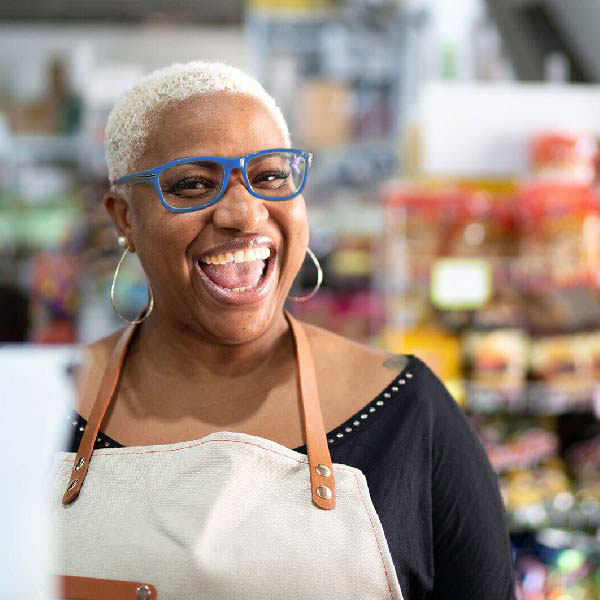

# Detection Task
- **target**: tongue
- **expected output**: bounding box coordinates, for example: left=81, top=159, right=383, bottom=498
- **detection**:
left=201, top=259, right=265, bottom=289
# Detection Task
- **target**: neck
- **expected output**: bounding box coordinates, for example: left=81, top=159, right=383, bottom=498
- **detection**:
left=126, top=307, right=295, bottom=410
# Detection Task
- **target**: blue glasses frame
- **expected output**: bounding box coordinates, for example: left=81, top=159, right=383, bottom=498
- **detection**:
left=112, top=147, right=313, bottom=213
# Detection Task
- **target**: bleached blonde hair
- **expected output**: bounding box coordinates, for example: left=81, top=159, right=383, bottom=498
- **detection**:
left=104, top=61, right=291, bottom=189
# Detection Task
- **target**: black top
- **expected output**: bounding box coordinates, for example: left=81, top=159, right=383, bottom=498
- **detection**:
left=63, top=354, right=516, bottom=600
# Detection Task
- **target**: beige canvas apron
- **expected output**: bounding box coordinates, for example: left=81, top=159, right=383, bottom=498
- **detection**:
left=49, top=308, right=404, bottom=600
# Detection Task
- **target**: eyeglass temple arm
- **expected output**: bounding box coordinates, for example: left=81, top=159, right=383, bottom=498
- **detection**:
left=113, top=173, right=156, bottom=185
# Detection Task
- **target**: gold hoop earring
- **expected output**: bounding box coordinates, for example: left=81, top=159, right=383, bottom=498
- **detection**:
left=110, top=246, right=154, bottom=324
left=287, top=246, right=323, bottom=302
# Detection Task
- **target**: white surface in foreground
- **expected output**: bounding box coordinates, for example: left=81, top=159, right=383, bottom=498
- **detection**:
left=0, top=345, right=80, bottom=600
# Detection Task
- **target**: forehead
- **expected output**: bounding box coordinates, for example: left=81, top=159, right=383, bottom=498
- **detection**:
left=141, top=92, right=287, bottom=167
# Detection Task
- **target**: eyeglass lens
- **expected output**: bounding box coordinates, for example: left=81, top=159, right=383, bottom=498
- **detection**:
left=158, top=151, right=307, bottom=209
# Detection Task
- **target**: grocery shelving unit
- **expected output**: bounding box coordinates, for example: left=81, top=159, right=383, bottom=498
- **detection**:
left=245, top=0, right=425, bottom=343
left=380, top=171, right=600, bottom=595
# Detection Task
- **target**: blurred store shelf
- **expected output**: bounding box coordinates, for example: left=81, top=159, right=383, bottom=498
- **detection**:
left=10, top=134, right=82, bottom=163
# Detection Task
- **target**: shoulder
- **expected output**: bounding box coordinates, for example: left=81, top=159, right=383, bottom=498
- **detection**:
left=74, top=327, right=128, bottom=418
left=300, top=319, right=404, bottom=371
left=304, top=321, right=442, bottom=388
left=84, top=327, right=126, bottom=361
left=298, top=319, right=418, bottom=407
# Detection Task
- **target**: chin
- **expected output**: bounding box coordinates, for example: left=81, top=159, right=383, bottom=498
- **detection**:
left=191, top=302, right=278, bottom=342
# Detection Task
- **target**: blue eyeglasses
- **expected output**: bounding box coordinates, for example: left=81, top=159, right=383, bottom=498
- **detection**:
left=112, top=148, right=313, bottom=213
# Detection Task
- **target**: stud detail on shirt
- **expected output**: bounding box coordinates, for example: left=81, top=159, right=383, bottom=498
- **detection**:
left=321, top=364, right=413, bottom=448
left=315, top=464, right=331, bottom=477
left=316, top=485, right=332, bottom=499
left=136, top=585, right=152, bottom=600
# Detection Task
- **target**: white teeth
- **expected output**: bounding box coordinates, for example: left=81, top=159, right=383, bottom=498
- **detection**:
left=201, top=247, right=271, bottom=265
left=231, top=284, right=258, bottom=292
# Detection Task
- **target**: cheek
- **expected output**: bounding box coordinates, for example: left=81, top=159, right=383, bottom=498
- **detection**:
left=130, top=204, right=205, bottom=281
left=286, top=197, right=308, bottom=237
left=281, top=199, right=309, bottom=274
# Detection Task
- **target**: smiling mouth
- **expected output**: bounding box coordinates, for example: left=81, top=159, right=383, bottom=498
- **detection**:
left=198, top=257, right=268, bottom=291
left=194, top=253, right=276, bottom=304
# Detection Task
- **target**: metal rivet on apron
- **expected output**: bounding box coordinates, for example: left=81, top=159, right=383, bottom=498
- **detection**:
left=353, top=420, right=360, bottom=426
left=66, top=479, right=78, bottom=492
left=398, top=379, right=406, bottom=385
left=369, top=407, right=376, bottom=413
left=376, top=400, right=384, bottom=406
left=360, top=414, right=368, bottom=419
left=383, top=393, right=391, bottom=398
left=74, top=457, right=85, bottom=471
left=406, top=372, right=413, bottom=378
left=315, top=464, right=331, bottom=477
left=336, top=432, right=344, bottom=438
left=344, top=427, right=352, bottom=433
left=391, top=386, right=398, bottom=391
left=316, top=485, right=332, bottom=499
left=328, top=438, right=334, bottom=444
left=136, top=584, right=152, bottom=599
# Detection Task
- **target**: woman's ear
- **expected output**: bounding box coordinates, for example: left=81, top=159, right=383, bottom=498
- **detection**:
left=103, top=189, right=134, bottom=250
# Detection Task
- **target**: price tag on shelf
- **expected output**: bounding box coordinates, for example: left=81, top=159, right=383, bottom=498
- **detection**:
left=430, top=258, right=492, bottom=310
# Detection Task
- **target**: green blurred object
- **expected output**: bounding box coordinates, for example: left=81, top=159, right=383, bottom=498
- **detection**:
left=556, top=548, right=585, bottom=573
left=442, top=43, right=457, bottom=79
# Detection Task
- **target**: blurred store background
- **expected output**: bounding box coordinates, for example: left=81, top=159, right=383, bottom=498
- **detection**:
left=2, top=0, right=600, bottom=597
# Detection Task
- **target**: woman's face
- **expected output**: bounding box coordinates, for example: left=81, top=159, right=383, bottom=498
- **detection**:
left=106, top=92, right=309, bottom=344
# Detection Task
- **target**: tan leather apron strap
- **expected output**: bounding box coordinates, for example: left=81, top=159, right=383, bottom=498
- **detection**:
left=283, top=309, right=336, bottom=510
left=62, top=309, right=335, bottom=511
left=62, top=318, right=139, bottom=505
left=55, top=573, right=158, bottom=600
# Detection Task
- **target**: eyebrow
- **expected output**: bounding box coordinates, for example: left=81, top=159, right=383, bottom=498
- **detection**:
left=165, top=151, right=289, bottom=168
left=247, top=153, right=288, bottom=167
left=170, top=159, right=221, bottom=169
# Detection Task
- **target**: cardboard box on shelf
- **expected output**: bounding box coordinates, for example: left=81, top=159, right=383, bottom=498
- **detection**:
left=296, top=79, right=352, bottom=146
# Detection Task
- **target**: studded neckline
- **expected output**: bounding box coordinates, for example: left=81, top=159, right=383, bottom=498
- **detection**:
left=319, top=354, right=416, bottom=453
left=66, top=355, right=417, bottom=454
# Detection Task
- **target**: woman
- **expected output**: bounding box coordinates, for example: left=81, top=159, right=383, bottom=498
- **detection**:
left=52, top=61, right=516, bottom=600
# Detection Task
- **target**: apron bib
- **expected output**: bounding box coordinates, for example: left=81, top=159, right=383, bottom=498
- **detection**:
left=50, top=309, right=404, bottom=600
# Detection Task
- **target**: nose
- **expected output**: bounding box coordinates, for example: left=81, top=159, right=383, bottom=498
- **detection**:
left=210, top=168, right=269, bottom=231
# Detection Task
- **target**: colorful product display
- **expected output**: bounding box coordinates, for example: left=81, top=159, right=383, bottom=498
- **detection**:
left=381, top=130, right=600, bottom=596
left=513, top=530, right=600, bottom=599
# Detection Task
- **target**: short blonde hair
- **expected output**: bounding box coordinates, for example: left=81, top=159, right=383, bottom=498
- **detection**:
left=104, top=61, right=291, bottom=185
